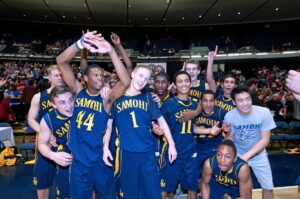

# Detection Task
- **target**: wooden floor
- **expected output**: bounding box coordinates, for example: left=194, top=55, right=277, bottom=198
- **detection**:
left=252, top=186, right=300, bottom=199
left=173, top=186, right=300, bottom=199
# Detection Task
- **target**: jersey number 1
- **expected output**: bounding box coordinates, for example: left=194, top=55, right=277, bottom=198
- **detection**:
left=130, top=111, right=139, bottom=128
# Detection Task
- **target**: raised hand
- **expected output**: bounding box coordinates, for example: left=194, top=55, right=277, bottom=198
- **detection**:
left=110, top=32, right=121, bottom=46
left=286, top=70, right=300, bottom=101
left=208, top=46, right=218, bottom=63
left=87, top=38, right=113, bottom=54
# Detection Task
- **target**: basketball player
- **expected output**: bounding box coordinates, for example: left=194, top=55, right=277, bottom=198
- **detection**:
left=38, top=86, right=75, bottom=198
left=201, top=139, right=252, bottom=199
left=109, top=65, right=177, bottom=199
left=56, top=30, right=130, bottom=199
left=194, top=90, right=224, bottom=178
left=183, top=59, right=210, bottom=102
left=206, top=46, right=236, bottom=118
left=160, top=71, right=198, bottom=199
left=29, top=65, right=65, bottom=199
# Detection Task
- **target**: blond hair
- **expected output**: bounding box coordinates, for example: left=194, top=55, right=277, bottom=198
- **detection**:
left=47, top=65, right=60, bottom=76
left=184, top=59, right=201, bottom=70
left=133, top=65, right=151, bottom=73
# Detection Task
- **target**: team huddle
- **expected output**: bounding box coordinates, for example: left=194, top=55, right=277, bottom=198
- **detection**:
left=30, top=31, right=276, bottom=199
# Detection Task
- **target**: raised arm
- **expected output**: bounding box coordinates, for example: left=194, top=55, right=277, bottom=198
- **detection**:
left=79, top=48, right=88, bottom=73
left=86, top=37, right=131, bottom=112
left=110, top=32, right=133, bottom=74
left=56, top=41, right=82, bottom=93
left=200, top=159, right=213, bottom=199
left=157, top=116, right=177, bottom=163
left=238, top=164, right=253, bottom=199
left=56, top=31, right=100, bottom=93
left=38, top=118, right=72, bottom=167
left=206, top=46, right=218, bottom=92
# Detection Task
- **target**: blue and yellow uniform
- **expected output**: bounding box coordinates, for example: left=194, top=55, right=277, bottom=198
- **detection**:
left=33, top=90, right=56, bottom=190
left=209, top=156, right=246, bottom=199
left=43, top=109, right=71, bottom=198
left=157, top=93, right=171, bottom=166
left=189, top=79, right=206, bottom=102
left=215, top=87, right=235, bottom=118
left=160, top=96, right=198, bottom=192
left=112, top=91, right=162, bottom=199
left=195, top=106, right=224, bottom=177
left=69, top=89, right=115, bottom=199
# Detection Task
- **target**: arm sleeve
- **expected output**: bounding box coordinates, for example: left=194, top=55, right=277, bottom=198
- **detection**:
left=261, top=108, right=276, bottom=132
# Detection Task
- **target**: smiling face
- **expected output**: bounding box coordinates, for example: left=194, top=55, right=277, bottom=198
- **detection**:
left=131, top=66, right=151, bottom=91
left=216, top=145, right=237, bottom=172
left=234, top=91, right=252, bottom=115
left=51, top=92, right=75, bottom=117
left=154, top=75, right=169, bottom=97
left=174, top=73, right=191, bottom=96
left=84, top=67, right=104, bottom=93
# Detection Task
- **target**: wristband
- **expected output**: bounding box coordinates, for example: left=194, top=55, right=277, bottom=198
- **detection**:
left=74, top=36, right=84, bottom=50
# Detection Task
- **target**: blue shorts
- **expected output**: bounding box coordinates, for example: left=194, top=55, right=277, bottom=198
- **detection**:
left=70, top=158, right=115, bottom=199
left=114, top=145, right=122, bottom=197
left=120, top=149, right=161, bottom=199
left=209, top=179, right=240, bottom=199
left=33, top=150, right=56, bottom=189
left=196, top=148, right=216, bottom=178
left=160, top=148, right=198, bottom=192
left=56, top=166, right=70, bottom=198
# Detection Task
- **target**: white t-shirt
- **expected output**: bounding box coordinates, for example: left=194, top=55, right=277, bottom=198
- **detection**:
left=224, top=105, right=276, bottom=161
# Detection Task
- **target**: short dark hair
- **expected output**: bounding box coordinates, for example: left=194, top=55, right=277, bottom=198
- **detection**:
left=83, top=64, right=103, bottom=76
left=231, top=86, right=250, bottom=101
left=50, top=86, right=74, bottom=103
left=222, top=74, right=236, bottom=84
left=218, top=139, right=237, bottom=156
left=201, top=90, right=215, bottom=99
left=154, top=72, right=169, bottom=82
left=247, top=78, right=258, bottom=87
left=173, top=71, right=191, bottom=84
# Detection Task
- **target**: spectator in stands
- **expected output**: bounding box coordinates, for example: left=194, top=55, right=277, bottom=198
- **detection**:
left=266, top=94, right=284, bottom=121
left=21, top=79, right=39, bottom=118
left=0, top=91, right=11, bottom=123
left=0, top=78, right=11, bottom=123
left=247, top=78, right=264, bottom=107
left=6, top=84, right=22, bottom=123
